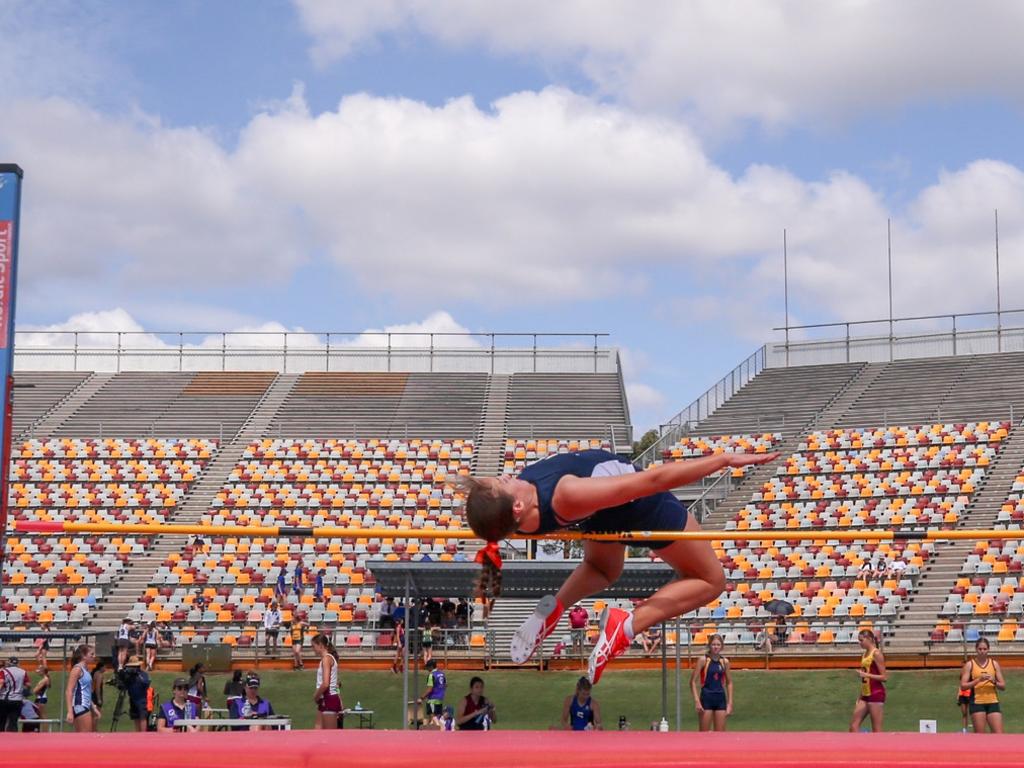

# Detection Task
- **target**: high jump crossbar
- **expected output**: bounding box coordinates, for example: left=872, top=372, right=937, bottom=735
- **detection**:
left=9, top=520, right=1024, bottom=542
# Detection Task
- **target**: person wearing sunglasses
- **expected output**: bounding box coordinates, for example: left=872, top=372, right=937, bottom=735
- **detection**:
left=157, top=678, right=198, bottom=732
left=237, top=673, right=275, bottom=731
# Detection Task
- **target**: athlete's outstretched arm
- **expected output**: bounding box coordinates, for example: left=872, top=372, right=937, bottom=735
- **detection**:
left=553, top=452, right=780, bottom=521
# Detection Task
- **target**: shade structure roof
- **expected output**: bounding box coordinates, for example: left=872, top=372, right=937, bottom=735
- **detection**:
left=368, top=559, right=675, bottom=598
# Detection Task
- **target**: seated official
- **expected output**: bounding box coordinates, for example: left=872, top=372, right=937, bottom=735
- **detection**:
left=157, top=678, right=198, bottom=732
left=236, top=673, right=275, bottom=731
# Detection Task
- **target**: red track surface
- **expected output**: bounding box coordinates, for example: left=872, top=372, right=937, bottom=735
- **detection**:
left=5, top=731, right=1024, bottom=767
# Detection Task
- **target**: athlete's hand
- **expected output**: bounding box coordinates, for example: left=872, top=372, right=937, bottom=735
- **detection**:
left=65, top=712, right=73, bottom=724
left=695, top=702, right=704, bottom=714
left=723, top=452, right=781, bottom=468
left=726, top=703, right=733, bottom=716
left=856, top=670, right=868, bottom=679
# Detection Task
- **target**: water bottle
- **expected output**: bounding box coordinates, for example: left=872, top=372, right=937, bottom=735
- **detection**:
left=658, top=717, right=669, bottom=732
left=355, top=701, right=362, bottom=711
left=618, top=715, right=627, bottom=731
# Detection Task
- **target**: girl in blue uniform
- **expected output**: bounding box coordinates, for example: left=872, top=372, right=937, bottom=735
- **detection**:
left=458, top=448, right=776, bottom=683
left=691, top=634, right=732, bottom=731
left=561, top=676, right=601, bottom=730
left=64, top=644, right=101, bottom=732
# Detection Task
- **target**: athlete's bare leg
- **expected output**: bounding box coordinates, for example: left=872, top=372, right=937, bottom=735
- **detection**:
left=630, top=515, right=725, bottom=634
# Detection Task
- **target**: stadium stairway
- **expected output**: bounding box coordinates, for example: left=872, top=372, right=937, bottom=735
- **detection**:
left=471, top=374, right=511, bottom=478
left=86, top=374, right=302, bottom=630
left=892, top=421, right=1024, bottom=653
left=694, top=360, right=884, bottom=529
left=21, top=372, right=115, bottom=439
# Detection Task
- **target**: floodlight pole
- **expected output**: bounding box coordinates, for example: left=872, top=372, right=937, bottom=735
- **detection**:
left=887, top=219, right=894, bottom=361
left=996, top=209, right=1002, bottom=352
left=783, top=229, right=790, bottom=367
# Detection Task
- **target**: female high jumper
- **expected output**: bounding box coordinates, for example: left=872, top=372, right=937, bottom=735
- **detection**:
left=458, top=447, right=778, bottom=683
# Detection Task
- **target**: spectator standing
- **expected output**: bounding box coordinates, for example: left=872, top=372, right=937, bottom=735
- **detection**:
left=418, top=660, right=447, bottom=721
left=568, top=604, right=589, bottom=657
left=121, top=655, right=152, bottom=732
left=691, top=634, right=732, bottom=732
left=115, top=618, right=134, bottom=669
left=34, top=625, right=51, bottom=665
left=32, top=664, right=51, bottom=720
left=293, top=563, right=305, bottom=599
left=223, top=670, right=244, bottom=717
left=143, top=621, right=161, bottom=671
left=314, top=569, right=326, bottom=603
left=421, top=619, right=435, bottom=666
left=0, top=657, right=27, bottom=731
left=186, top=662, right=208, bottom=714
left=291, top=618, right=306, bottom=670
left=960, top=637, right=1005, bottom=734
left=91, top=659, right=109, bottom=726
left=380, top=596, right=396, bottom=628
left=65, top=645, right=100, bottom=733
left=264, top=601, right=282, bottom=656
left=311, top=633, right=342, bottom=729
left=275, top=569, right=288, bottom=601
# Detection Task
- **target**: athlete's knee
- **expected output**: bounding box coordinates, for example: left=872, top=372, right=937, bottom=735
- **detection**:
left=585, top=556, right=623, bottom=586
left=702, top=562, right=726, bottom=598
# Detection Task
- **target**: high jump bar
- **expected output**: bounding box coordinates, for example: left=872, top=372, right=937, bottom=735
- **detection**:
left=8, top=520, right=1024, bottom=542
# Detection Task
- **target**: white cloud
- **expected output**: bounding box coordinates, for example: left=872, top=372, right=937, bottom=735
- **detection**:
left=626, top=382, right=667, bottom=412
left=342, top=311, right=479, bottom=348
left=293, top=0, right=1024, bottom=129
left=3, top=87, right=1024, bottom=337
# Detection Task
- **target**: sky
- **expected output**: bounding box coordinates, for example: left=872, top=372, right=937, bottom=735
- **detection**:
left=2, top=0, right=1024, bottom=433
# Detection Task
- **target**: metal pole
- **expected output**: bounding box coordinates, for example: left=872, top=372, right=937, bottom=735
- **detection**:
left=178, top=332, right=183, bottom=372
left=402, top=576, right=410, bottom=730
left=887, top=218, right=894, bottom=362
left=675, top=617, right=682, bottom=732
left=783, top=229, right=790, bottom=367
left=326, top=333, right=331, bottom=373
left=411, top=597, right=420, bottom=729
left=996, top=209, right=1002, bottom=353
left=660, top=621, right=668, bottom=724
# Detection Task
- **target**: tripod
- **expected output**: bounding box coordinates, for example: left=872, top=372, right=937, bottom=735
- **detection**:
left=108, top=684, right=128, bottom=733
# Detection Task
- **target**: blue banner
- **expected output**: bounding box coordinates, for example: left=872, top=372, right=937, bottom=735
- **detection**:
left=0, top=164, right=23, bottom=566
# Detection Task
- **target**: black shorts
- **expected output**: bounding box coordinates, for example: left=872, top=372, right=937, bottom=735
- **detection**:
left=129, top=697, right=148, bottom=720
left=116, top=639, right=131, bottom=649
left=581, top=491, right=687, bottom=550
left=425, top=700, right=443, bottom=716
left=957, top=695, right=972, bottom=706
left=700, top=691, right=727, bottom=711
left=969, top=702, right=1001, bottom=715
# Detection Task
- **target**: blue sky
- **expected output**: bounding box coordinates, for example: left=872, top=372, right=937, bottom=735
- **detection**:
left=2, top=1, right=1024, bottom=432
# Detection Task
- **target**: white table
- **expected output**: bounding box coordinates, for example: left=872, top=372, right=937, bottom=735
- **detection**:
left=342, top=708, right=375, bottom=729
left=173, top=717, right=291, bottom=731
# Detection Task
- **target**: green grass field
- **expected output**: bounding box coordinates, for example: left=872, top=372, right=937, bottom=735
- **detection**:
left=32, top=667, right=1024, bottom=732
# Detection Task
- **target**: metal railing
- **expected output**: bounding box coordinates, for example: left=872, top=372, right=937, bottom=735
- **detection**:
left=770, top=308, right=1024, bottom=367
left=13, top=330, right=616, bottom=375
left=636, top=346, right=768, bottom=467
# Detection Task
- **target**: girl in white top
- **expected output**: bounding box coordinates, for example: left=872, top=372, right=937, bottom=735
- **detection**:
left=65, top=644, right=101, bottom=732
left=311, top=633, right=342, bottom=729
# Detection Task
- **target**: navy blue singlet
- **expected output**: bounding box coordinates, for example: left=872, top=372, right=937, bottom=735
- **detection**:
left=517, top=450, right=687, bottom=550
left=569, top=695, right=594, bottom=731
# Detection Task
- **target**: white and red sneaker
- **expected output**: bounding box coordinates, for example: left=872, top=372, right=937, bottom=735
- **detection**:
left=587, top=606, right=631, bottom=684
left=510, top=595, right=564, bottom=663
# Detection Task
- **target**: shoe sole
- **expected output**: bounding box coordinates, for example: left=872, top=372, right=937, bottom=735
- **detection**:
left=587, top=606, right=612, bottom=683
left=510, top=594, right=559, bottom=664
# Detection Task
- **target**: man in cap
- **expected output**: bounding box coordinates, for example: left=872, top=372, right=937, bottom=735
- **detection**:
left=0, top=657, right=28, bottom=731
left=157, top=677, right=198, bottom=732
left=121, top=655, right=152, bottom=732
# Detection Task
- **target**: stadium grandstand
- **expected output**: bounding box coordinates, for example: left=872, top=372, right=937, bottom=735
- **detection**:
left=6, top=319, right=1024, bottom=670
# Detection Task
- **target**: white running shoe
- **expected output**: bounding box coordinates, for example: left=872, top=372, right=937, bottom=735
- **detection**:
left=510, top=594, right=563, bottom=663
